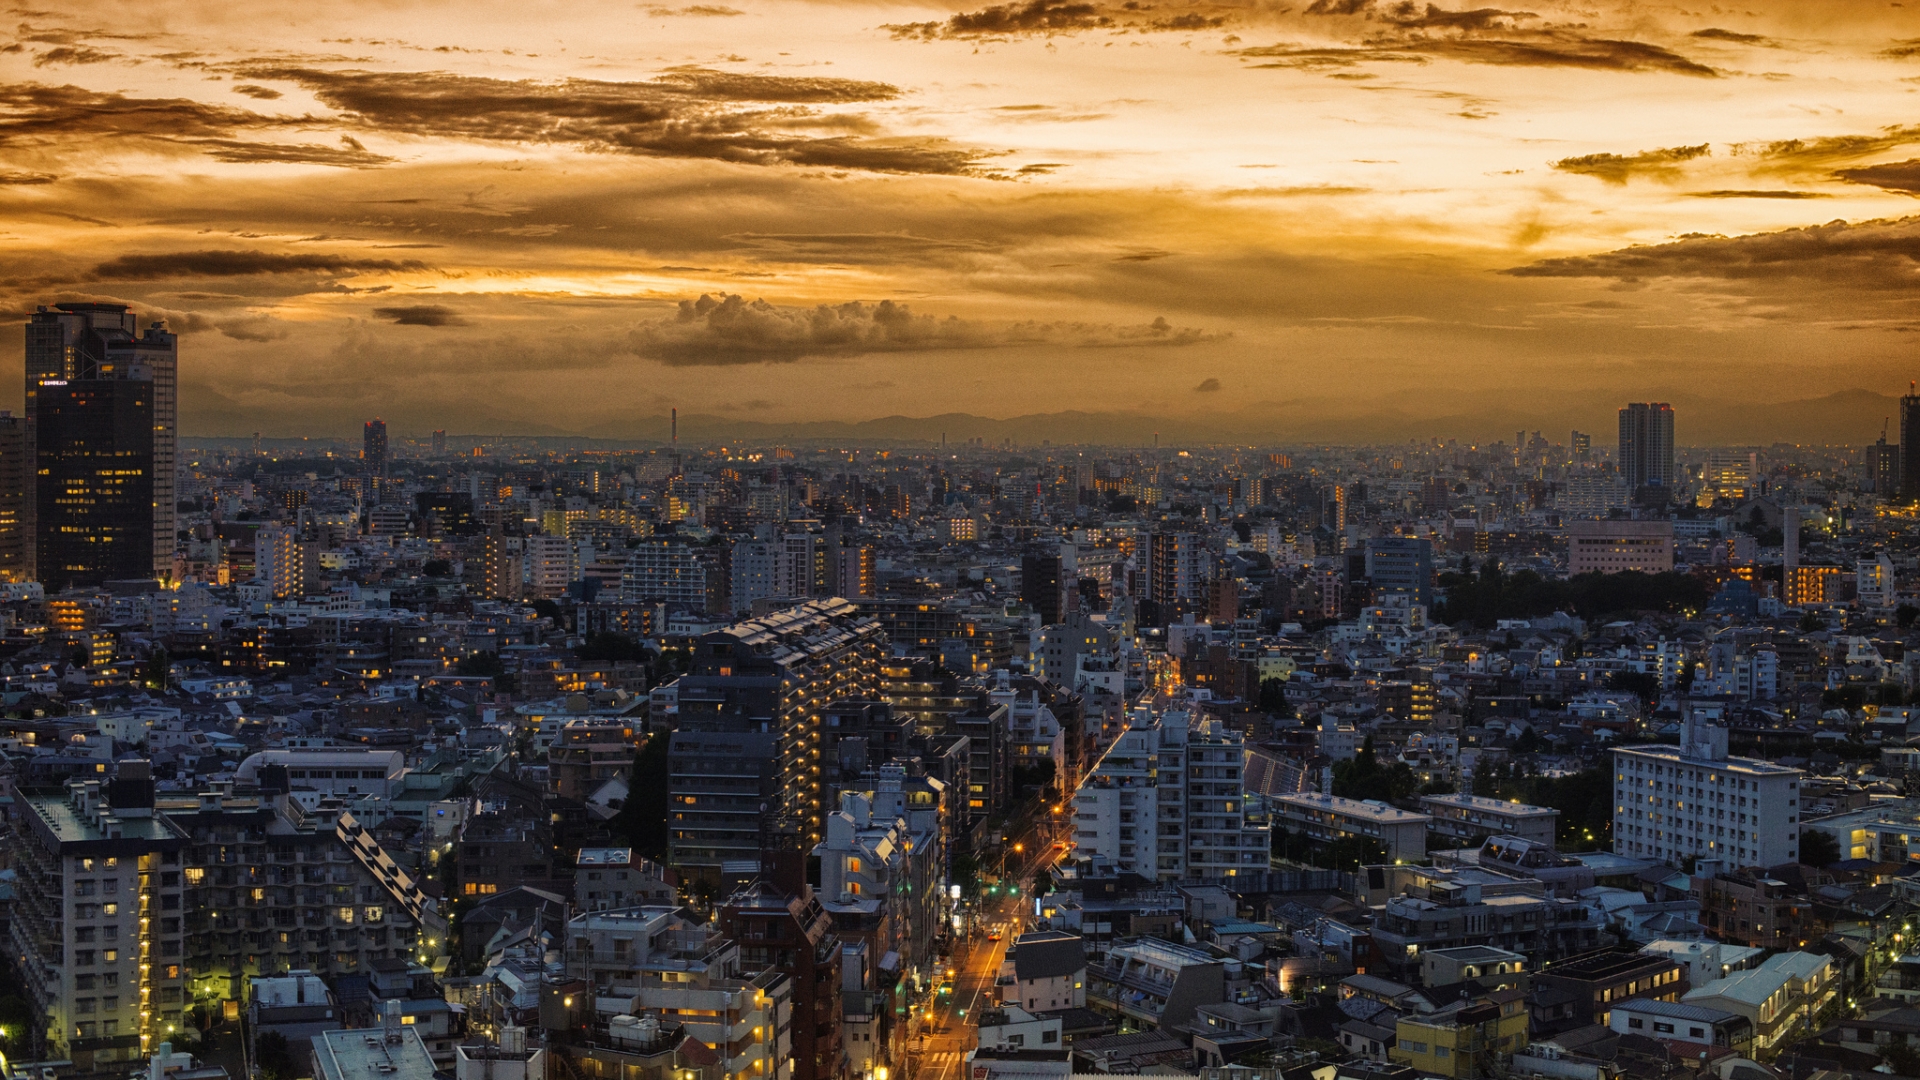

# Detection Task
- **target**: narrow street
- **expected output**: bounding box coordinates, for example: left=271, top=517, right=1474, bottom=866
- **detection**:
left=911, top=812, right=1067, bottom=1080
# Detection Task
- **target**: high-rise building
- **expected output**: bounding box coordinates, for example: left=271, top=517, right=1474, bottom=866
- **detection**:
left=669, top=600, right=885, bottom=874
left=1873, top=427, right=1899, bottom=499
left=833, top=542, right=875, bottom=600
left=1900, top=382, right=1920, bottom=503
left=1571, top=430, right=1591, bottom=462
left=1617, top=402, right=1675, bottom=493
left=1146, top=531, right=1200, bottom=622
left=0, top=412, right=28, bottom=582
left=26, top=303, right=177, bottom=587
left=255, top=523, right=318, bottom=600
left=482, top=530, right=524, bottom=601
left=7, top=761, right=188, bottom=1076
left=363, top=417, right=389, bottom=476
left=1365, top=536, right=1433, bottom=609
left=430, top=429, right=447, bottom=456
left=1020, top=546, right=1073, bottom=624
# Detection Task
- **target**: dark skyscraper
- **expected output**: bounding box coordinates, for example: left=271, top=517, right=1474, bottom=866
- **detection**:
left=0, top=414, right=26, bottom=583
left=430, top=428, right=446, bottom=456
left=363, top=417, right=389, bottom=475
left=1617, top=402, right=1675, bottom=493
left=1901, top=383, right=1920, bottom=503
left=26, top=303, right=176, bottom=587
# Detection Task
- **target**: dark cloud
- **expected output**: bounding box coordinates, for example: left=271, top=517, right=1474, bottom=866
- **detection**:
left=1237, top=8, right=1716, bottom=78
left=1683, top=189, right=1830, bottom=199
left=1551, top=144, right=1708, bottom=184
left=235, top=66, right=985, bottom=176
left=217, top=317, right=289, bottom=342
left=1884, top=38, right=1920, bottom=59
left=885, top=0, right=1228, bottom=40
left=1837, top=159, right=1920, bottom=195
left=90, top=250, right=430, bottom=281
left=1383, top=6, right=1538, bottom=32
left=627, top=293, right=1226, bottom=365
left=645, top=5, right=746, bottom=14
left=373, top=304, right=465, bottom=326
left=1194, top=376, right=1221, bottom=392
left=0, top=169, right=55, bottom=184
left=231, top=84, right=283, bottom=100
left=191, top=136, right=394, bottom=168
left=1502, top=216, right=1920, bottom=293
left=0, top=82, right=301, bottom=148
left=32, top=45, right=118, bottom=66
left=1690, top=28, right=1773, bottom=46
left=1740, top=126, right=1920, bottom=172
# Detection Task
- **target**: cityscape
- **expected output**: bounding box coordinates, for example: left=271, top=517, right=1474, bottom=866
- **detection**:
left=5, top=3, right=1920, bottom=1080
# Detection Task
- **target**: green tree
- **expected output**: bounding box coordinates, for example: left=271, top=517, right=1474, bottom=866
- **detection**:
left=577, top=633, right=646, bottom=664
left=1257, top=678, right=1293, bottom=718
left=141, top=647, right=171, bottom=692
left=255, top=1030, right=295, bottom=1080
left=610, top=732, right=671, bottom=860
left=1799, top=828, right=1840, bottom=868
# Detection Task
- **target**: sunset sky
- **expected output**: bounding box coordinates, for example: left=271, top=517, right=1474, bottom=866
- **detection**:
left=2, top=0, right=1917, bottom=442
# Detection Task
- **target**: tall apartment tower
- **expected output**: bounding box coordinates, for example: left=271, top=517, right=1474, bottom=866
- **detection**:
left=1617, top=402, right=1675, bottom=493
left=26, top=303, right=177, bottom=588
left=1900, top=383, right=1920, bottom=503
left=430, top=429, right=447, bottom=456
left=363, top=417, right=389, bottom=476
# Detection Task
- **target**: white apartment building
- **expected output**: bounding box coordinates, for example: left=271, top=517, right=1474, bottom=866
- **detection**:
left=522, top=534, right=576, bottom=599
left=1860, top=554, right=1897, bottom=609
left=1271, top=793, right=1430, bottom=863
left=1069, top=707, right=1269, bottom=880
left=1418, top=793, right=1559, bottom=848
left=1612, top=716, right=1801, bottom=869
left=729, top=540, right=779, bottom=615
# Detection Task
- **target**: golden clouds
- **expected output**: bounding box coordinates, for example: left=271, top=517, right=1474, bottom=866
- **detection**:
left=0, top=0, right=1914, bottom=439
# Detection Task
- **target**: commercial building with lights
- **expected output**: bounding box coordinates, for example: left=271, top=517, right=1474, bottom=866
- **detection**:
left=1611, top=716, right=1801, bottom=870
left=26, top=302, right=177, bottom=589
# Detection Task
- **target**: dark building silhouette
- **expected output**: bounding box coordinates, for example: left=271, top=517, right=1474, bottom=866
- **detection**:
left=1901, top=382, right=1920, bottom=503
left=1617, top=402, right=1675, bottom=494
left=26, top=303, right=176, bottom=588
left=0, top=413, right=26, bottom=582
left=363, top=417, right=389, bottom=476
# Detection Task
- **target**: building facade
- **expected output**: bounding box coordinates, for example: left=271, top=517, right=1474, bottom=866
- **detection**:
left=1611, top=717, right=1802, bottom=869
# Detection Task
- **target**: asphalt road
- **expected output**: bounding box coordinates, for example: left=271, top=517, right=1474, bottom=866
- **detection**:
left=911, top=814, right=1067, bottom=1080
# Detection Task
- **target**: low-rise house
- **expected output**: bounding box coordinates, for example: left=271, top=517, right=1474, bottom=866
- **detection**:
left=1682, top=950, right=1838, bottom=1052
left=1606, top=998, right=1755, bottom=1058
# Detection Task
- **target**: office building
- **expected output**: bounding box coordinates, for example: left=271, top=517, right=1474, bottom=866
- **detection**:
left=1567, top=519, right=1673, bottom=575
left=669, top=600, right=885, bottom=872
left=363, top=418, right=388, bottom=476
left=1068, top=707, right=1269, bottom=880
left=27, top=303, right=177, bottom=588
left=1571, top=430, right=1591, bottom=461
left=1902, top=382, right=1920, bottom=503
left=0, top=412, right=28, bottom=581
left=1703, top=450, right=1755, bottom=502
left=1873, top=427, right=1899, bottom=499
left=1617, top=402, right=1674, bottom=493
left=1364, top=536, right=1432, bottom=609
left=429, top=429, right=446, bottom=456
left=1611, top=715, right=1801, bottom=869
left=1271, top=793, right=1430, bottom=863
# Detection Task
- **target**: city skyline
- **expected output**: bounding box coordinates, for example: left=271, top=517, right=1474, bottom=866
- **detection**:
left=0, top=1, right=1916, bottom=440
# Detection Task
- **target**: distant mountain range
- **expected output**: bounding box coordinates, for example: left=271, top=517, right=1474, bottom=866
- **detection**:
left=558, top=388, right=1898, bottom=448
left=186, top=388, right=1898, bottom=447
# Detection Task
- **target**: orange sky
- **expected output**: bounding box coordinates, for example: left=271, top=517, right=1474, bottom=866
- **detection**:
left=2, top=0, right=1917, bottom=440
